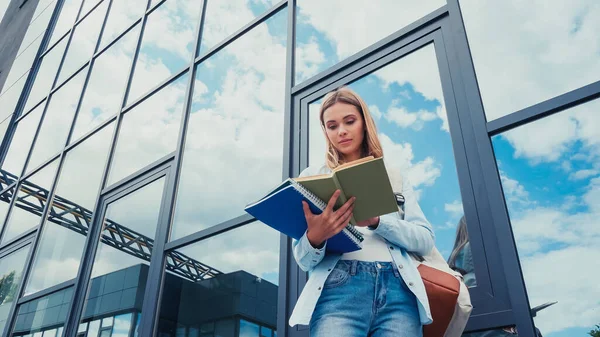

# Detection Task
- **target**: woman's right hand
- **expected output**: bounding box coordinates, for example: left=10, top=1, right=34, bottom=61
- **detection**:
left=302, top=190, right=356, bottom=248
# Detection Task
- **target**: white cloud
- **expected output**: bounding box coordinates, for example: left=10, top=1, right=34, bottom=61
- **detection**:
left=444, top=200, right=463, bottom=218
left=568, top=169, right=598, bottom=181
left=295, top=37, right=326, bottom=82
left=384, top=105, right=437, bottom=131
left=500, top=170, right=600, bottom=335
left=297, top=0, right=444, bottom=61
left=368, top=104, right=383, bottom=120
left=460, top=0, right=600, bottom=121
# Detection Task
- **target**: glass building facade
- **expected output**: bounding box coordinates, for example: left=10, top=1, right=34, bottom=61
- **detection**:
left=0, top=0, right=597, bottom=337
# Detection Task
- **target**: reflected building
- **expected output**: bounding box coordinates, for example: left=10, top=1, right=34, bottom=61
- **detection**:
left=0, top=1, right=598, bottom=337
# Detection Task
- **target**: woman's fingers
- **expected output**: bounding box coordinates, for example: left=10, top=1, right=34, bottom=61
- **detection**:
left=325, top=190, right=341, bottom=214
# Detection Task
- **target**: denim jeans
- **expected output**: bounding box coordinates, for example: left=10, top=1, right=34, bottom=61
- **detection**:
left=310, top=260, right=422, bottom=337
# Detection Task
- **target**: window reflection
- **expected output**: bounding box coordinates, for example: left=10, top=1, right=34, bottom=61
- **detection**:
left=71, top=24, right=140, bottom=144
left=78, top=177, right=165, bottom=331
left=98, top=0, right=146, bottom=49
left=0, top=73, right=29, bottom=129
left=48, top=0, right=81, bottom=47
left=493, top=98, right=600, bottom=337
left=157, top=222, right=279, bottom=337
left=0, top=245, right=31, bottom=334
left=171, top=9, right=287, bottom=240
left=295, top=0, right=445, bottom=84
left=26, top=66, right=88, bottom=174
left=197, top=0, right=273, bottom=56
left=460, top=0, right=600, bottom=121
left=127, top=0, right=203, bottom=104
left=80, top=0, right=102, bottom=19
left=0, top=187, right=16, bottom=231
left=307, top=44, right=471, bottom=272
left=56, top=1, right=108, bottom=85
left=23, top=38, right=68, bottom=114
left=24, top=123, right=114, bottom=296
left=1, top=104, right=45, bottom=180
left=1, top=159, right=59, bottom=245
left=107, top=73, right=188, bottom=186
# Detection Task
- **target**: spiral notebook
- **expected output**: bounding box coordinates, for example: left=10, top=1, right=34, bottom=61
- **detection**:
left=244, top=178, right=363, bottom=253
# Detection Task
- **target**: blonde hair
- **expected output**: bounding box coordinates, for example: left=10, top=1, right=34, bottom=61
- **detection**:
left=319, top=86, right=383, bottom=169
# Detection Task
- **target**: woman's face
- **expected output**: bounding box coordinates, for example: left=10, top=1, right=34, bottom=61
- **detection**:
left=323, top=102, right=365, bottom=162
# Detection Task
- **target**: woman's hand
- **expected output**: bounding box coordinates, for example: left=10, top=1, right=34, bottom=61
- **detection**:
left=355, top=216, right=380, bottom=228
left=302, top=190, right=356, bottom=248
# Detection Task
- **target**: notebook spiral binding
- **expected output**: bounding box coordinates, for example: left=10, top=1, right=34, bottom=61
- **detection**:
left=292, top=181, right=364, bottom=244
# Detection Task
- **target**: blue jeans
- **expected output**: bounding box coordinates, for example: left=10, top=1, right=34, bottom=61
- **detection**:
left=310, top=260, right=422, bottom=337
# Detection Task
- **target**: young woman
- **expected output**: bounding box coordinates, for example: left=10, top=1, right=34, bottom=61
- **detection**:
left=288, top=87, right=435, bottom=336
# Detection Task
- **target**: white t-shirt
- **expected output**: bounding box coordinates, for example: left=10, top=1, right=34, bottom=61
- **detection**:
left=340, top=225, right=393, bottom=262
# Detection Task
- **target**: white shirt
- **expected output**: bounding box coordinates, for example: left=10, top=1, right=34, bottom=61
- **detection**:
left=341, top=225, right=393, bottom=261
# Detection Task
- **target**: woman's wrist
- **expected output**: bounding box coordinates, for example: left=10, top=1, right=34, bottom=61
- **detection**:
left=306, top=231, right=325, bottom=249
left=368, top=217, right=380, bottom=230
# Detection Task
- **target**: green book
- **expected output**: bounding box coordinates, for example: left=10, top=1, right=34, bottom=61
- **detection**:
left=293, top=157, right=398, bottom=225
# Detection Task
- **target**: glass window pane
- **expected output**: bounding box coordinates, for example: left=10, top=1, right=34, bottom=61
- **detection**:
left=197, top=0, right=273, bottom=56
left=493, top=98, right=600, bottom=337
left=295, top=0, right=445, bottom=84
left=1, top=159, right=59, bottom=244
left=99, top=0, right=146, bottom=49
left=3, top=35, right=39, bottom=94
left=56, top=1, right=108, bottom=85
left=0, top=72, right=27, bottom=123
left=80, top=0, right=102, bottom=18
left=460, top=1, right=600, bottom=121
left=24, top=124, right=114, bottom=296
left=87, top=319, right=100, bottom=337
left=0, top=116, right=11, bottom=147
left=42, top=328, right=58, bottom=337
left=307, top=44, right=474, bottom=279
left=101, top=316, right=113, bottom=327
left=49, top=0, right=82, bottom=47
left=240, top=320, right=259, bottom=337
left=157, top=222, right=279, bottom=336
left=30, top=1, right=58, bottom=41
left=0, top=187, right=16, bottom=232
left=107, top=73, right=188, bottom=186
left=79, top=178, right=165, bottom=327
left=26, top=67, right=88, bottom=174
left=126, top=0, right=202, bottom=104
left=77, top=322, right=87, bottom=333
left=23, top=38, right=69, bottom=114
left=71, top=24, right=140, bottom=144
left=171, top=9, right=287, bottom=239
left=0, top=245, right=31, bottom=334
left=111, top=313, right=132, bottom=337
left=1, top=103, right=45, bottom=180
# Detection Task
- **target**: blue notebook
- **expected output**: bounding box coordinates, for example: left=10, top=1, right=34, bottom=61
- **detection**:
left=245, top=179, right=363, bottom=254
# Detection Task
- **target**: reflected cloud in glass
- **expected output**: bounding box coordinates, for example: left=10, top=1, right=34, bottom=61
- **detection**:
left=460, top=0, right=600, bottom=121
left=171, top=8, right=288, bottom=240
left=198, top=0, right=275, bottom=56
left=127, top=0, right=202, bottom=104
left=22, top=37, right=68, bottom=114
left=107, top=73, right=187, bottom=186
left=71, top=24, right=140, bottom=144
left=295, top=0, right=445, bottom=84
left=56, top=0, right=108, bottom=85
left=1, top=104, right=45, bottom=180
left=24, top=123, right=115, bottom=295
left=48, top=0, right=82, bottom=47
left=26, top=66, right=88, bottom=174
left=99, top=0, right=146, bottom=49
left=493, top=98, right=600, bottom=337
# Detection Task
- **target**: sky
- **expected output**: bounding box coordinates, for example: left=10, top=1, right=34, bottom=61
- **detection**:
left=0, top=1, right=597, bottom=336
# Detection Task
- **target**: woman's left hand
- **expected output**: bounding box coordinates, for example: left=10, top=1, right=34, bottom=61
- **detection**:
left=355, top=216, right=379, bottom=228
